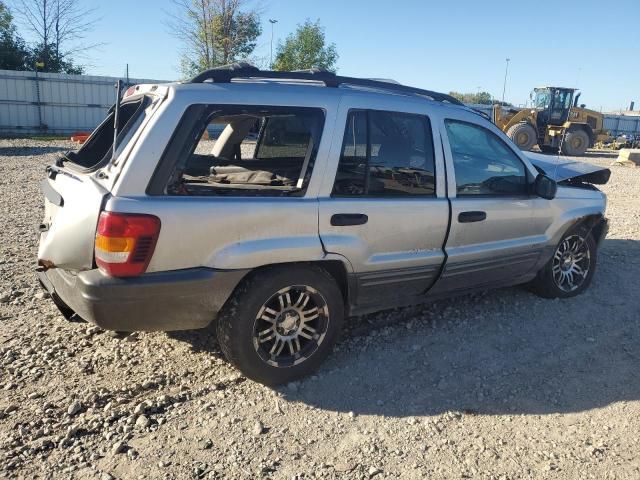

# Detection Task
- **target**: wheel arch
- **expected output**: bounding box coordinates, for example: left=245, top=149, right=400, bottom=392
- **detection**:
left=550, top=212, right=606, bottom=250
left=219, top=259, right=353, bottom=316
left=577, top=213, right=607, bottom=246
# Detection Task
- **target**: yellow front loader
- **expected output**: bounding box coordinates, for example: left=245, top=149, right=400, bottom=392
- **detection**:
left=493, top=87, right=609, bottom=156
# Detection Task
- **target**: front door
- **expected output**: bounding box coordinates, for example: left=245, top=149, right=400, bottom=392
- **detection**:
left=432, top=115, right=554, bottom=295
left=319, top=106, right=449, bottom=310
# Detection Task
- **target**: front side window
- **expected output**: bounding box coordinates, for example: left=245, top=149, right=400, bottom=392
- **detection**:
left=332, top=110, right=436, bottom=196
left=163, top=105, right=324, bottom=196
left=445, top=120, right=527, bottom=196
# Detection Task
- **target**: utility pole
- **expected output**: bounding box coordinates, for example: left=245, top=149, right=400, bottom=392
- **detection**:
left=269, top=19, right=278, bottom=68
left=501, top=58, right=510, bottom=105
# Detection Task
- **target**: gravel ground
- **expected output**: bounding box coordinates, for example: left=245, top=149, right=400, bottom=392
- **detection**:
left=1, top=139, right=639, bottom=480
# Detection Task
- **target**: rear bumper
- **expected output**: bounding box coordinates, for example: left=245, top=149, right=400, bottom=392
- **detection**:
left=37, top=267, right=248, bottom=331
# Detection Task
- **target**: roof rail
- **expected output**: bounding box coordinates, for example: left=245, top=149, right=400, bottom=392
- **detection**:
left=189, top=62, right=464, bottom=105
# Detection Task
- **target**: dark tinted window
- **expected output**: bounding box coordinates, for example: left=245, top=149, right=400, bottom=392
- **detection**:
left=333, top=111, right=368, bottom=195
left=445, top=120, right=527, bottom=196
left=333, top=110, right=435, bottom=196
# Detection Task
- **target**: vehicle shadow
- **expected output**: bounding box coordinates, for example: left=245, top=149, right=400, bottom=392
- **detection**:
left=172, top=238, right=640, bottom=418
left=0, top=146, right=70, bottom=157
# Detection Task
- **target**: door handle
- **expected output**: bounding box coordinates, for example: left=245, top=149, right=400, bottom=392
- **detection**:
left=458, top=211, right=486, bottom=223
left=331, top=213, right=368, bottom=226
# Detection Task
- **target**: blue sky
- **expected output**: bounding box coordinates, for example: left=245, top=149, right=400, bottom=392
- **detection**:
left=13, top=0, right=640, bottom=111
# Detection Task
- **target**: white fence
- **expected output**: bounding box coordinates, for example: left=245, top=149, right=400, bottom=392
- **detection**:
left=0, top=69, right=166, bottom=136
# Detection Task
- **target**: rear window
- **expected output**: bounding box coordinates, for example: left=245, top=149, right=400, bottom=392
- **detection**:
left=156, top=105, right=325, bottom=196
left=64, top=97, right=147, bottom=169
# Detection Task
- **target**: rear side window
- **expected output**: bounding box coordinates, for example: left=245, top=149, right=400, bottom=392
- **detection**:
left=157, top=105, right=324, bottom=196
left=332, top=109, right=436, bottom=196
left=445, top=120, right=527, bottom=196
left=65, top=97, right=147, bottom=169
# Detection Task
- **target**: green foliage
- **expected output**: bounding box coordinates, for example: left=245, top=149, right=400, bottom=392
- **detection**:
left=0, top=1, right=29, bottom=70
left=28, top=43, right=84, bottom=74
left=1, top=1, right=86, bottom=73
left=212, top=10, right=261, bottom=65
left=273, top=19, right=338, bottom=72
left=449, top=91, right=494, bottom=105
left=173, top=0, right=262, bottom=78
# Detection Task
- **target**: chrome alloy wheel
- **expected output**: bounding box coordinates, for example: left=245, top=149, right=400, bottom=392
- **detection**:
left=252, top=285, right=329, bottom=367
left=552, top=235, right=591, bottom=292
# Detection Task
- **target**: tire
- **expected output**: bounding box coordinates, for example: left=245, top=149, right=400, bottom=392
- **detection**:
left=216, top=265, right=344, bottom=385
left=529, top=224, right=597, bottom=299
left=561, top=129, right=589, bottom=156
left=538, top=144, right=558, bottom=154
left=506, top=122, right=537, bottom=151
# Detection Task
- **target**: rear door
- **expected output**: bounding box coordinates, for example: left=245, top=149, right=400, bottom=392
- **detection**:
left=38, top=169, right=108, bottom=270
left=38, top=93, right=159, bottom=271
left=318, top=103, right=449, bottom=309
left=431, top=113, right=553, bottom=294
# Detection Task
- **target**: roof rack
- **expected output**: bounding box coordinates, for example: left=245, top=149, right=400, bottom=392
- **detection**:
left=189, top=62, right=464, bottom=106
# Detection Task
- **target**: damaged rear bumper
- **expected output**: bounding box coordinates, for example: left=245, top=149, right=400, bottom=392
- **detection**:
left=37, top=267, right=247, bottom=332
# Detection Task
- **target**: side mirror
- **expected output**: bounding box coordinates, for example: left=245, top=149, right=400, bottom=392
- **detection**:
left=534, top=173, right=557, bottom=200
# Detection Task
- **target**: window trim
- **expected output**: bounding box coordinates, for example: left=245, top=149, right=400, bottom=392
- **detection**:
left=147, top=103, right=326, bottom=197
left=331, top=108, right=437, bottom=198
left=443, top=118, right=533, bottom=198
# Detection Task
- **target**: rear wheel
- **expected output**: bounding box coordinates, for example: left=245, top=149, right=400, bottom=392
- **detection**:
left=507, top=122, right=537, bottom=151
left=561, top=129, right=589, bottom=156
left=216, top=265, right=344, bottom=385
left=529, top=224, right=597, bottom=298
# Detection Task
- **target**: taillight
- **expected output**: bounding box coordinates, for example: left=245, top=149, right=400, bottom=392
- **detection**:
left=94, top=212, right=161, bottom=277
left=123, top=85, right=138, bottom=98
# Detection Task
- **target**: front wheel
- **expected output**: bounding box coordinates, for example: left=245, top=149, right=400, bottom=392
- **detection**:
left=216, top=265, right=344, bottom=385
left=529, top=225, right=597, bottom=298
left=507, top=122, right=537, bottom=151
left=561, top=129, right=590, bottom=156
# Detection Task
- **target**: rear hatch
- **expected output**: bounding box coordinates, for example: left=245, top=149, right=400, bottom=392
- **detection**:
left=38, top=88, right=164, bottom=271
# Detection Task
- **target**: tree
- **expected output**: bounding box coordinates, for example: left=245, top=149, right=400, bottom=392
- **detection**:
left=449, top=91, right=494, bottom=105
left=11, top=0, right=99, bottom=73
left=273, top=19, right=338, bottom=72
left=168, top=0, right=262, bottom=78
left=0, top=1, right=29, bottom=69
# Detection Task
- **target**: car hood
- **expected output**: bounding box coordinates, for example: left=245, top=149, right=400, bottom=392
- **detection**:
left=525, top=152, right=611, bottom=185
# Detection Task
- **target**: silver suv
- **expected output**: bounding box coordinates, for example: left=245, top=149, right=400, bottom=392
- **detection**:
left=37, top=64, right=610, bottom=385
